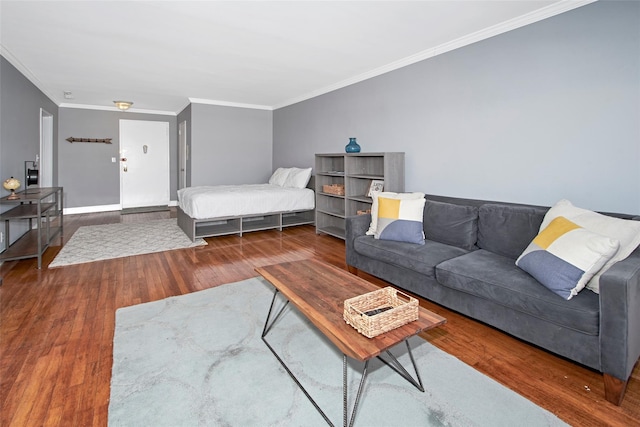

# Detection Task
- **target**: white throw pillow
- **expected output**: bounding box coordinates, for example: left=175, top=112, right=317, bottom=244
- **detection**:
left=268, top=168, right=291, bottom=186
left=366, top=192, right=426, bottom=236
left=283, top=167, right=312, bottom=189
left=540, top=200, right=640, bottom=293
left=516, top=216, right=619, bottom=300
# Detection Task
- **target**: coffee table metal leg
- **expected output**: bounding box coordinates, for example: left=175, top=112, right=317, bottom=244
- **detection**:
left=261, top=288, right=290, bottom=337
left=376, top=339, right=425, bottom=392
left=261, top=288, right=422, bottom=427
left=262, top=288, right=334, bottom=426
left=345, top=356, right=369, bottom=427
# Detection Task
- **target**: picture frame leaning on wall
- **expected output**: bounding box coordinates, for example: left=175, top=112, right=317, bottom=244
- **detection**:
left=367, top=180, right=384, bottom=197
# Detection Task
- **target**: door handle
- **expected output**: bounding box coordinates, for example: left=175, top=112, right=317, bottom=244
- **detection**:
left=121, top=158, right=127, bottom=162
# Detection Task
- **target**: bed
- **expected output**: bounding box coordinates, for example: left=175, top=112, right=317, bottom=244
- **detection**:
left=177, top=167, right=315, bottom=241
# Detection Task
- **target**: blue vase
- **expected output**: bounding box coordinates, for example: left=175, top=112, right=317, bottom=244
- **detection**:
left=345, top=137, right=361, bottom=153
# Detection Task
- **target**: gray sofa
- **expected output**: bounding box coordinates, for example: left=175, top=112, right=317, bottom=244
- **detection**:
left=345, top=194, right=640, bottom=405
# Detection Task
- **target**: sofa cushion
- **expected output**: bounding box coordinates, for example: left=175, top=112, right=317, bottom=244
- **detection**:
left=424, top=199, right=478, bottom=250
left=436, top=249, right=600, bottom=335
left=516, top=216, right=619, bottom=300
left=478, top=204, right=547, bottom=259
left=354, top=235, right=468, bottom=278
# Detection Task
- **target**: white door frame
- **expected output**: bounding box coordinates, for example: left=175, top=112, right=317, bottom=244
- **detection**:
left=39, top=108, right=54, bottom=187
left=178, top=120, right=187, bottom=190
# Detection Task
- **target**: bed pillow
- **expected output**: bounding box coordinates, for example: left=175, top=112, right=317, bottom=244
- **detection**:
left=283, top=167, right=312, bottom=189
left=516, top=216, right=619, bottom=300
left=366, top=192, right=425, bottom=236
left=268, top=168, right=291, bottom=187
left=374, top=195, right=426, bottom=245
left=540, top=199, right=640, bottom=293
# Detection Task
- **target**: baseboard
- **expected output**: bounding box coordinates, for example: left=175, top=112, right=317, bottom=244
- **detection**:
left=64, top=200, right=178, bottom=215
left=64, top=204, right=121, bottom=215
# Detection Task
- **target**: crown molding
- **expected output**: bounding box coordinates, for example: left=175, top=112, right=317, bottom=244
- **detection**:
left=0, top=45, right=60, bottom=105
left=189, top=98, right=272, bottom=111
left=272, top=0, right=597, bottom=110
left=4, top=0, right=596, bottom=113
left=59, top=103, right=177, bottom=116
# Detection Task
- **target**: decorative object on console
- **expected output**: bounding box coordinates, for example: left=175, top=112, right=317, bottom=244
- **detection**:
left=66, top=137, right=113, bottom=144
left=345, top=137, right=361, bottom=153
left=24, top=159, right=39, bottom=194
left=113, top=100, right=133, bottom=111
left=2, top=177, right=20, bottom=199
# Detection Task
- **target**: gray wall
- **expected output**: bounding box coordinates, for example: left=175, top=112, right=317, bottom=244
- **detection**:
left=273, top=1, right=640, bottom=214
left=0, top=56, right=59, bottom=249
left=190, top=103, right=273, bottom=186
left=58, top=108, right=177, bottom=208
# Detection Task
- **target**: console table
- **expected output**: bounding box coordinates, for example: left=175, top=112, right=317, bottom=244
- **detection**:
left=0, top=187, right=63, bottom=269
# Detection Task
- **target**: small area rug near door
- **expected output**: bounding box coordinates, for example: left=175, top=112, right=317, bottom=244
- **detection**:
left=108, top=277, right=567, bottom=427
left=49, top=219, right=206, bottom=268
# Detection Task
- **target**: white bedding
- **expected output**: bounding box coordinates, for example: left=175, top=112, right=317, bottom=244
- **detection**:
left=177, top=184, right=315, bottom=220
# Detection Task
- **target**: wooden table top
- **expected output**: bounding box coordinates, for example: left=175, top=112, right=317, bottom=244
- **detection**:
left=255, top=259, right=446, bottom=361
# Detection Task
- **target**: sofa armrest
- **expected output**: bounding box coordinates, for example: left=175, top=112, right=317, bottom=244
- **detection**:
left=345, top=214, right=371, bottom=267
left=599, top=249, right=640, bottom=381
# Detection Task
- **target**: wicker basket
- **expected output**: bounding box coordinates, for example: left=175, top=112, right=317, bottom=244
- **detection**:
left=343, top=287, right=419, bottom=338
left=322, top=184, right=345, bottom=195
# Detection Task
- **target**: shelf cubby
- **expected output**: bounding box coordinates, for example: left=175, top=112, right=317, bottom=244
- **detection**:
left=315, top=153, right=404, bottom=240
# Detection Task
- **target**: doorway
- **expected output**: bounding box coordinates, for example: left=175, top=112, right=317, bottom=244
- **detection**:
left=178, top=120, right=187, bottom=190
left=39, top=109, right=53, bottom=187
left=119, top=120, right=170, bottom=209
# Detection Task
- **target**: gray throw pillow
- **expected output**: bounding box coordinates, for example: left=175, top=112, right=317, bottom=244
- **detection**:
left=423, top=200, right=479, bottom=250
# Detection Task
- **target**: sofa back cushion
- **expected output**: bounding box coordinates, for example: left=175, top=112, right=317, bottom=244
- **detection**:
left=424, top=199, right=478, bottom=250
left=478, top=204, right=547, bottom=259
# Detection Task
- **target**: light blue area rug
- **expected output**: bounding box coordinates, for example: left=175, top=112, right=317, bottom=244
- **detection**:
left=109, top=277, right=568, bottom=427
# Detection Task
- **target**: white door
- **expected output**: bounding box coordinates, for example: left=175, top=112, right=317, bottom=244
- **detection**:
left=39, top=109, right=54, bottom=187
left=178, top=120, right=187, bottom=189
left=119, top=120, right=170, bottom=209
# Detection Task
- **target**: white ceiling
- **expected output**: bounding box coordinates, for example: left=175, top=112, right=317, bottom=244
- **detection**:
left=0, top=1, right=593, bottom=114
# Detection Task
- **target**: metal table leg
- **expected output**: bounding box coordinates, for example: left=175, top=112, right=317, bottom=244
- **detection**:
left=261, top=287, right=424, bottom=427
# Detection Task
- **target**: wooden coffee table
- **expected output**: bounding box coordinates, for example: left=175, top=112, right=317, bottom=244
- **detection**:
left=256, top=259, right=446, bottom=427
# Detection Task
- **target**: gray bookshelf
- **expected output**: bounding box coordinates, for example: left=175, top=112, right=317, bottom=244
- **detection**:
left=315, top=152, right=405, bottom=239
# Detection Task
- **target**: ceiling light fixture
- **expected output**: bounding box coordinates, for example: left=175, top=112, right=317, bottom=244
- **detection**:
left=113, top=101, right=133, bottom=111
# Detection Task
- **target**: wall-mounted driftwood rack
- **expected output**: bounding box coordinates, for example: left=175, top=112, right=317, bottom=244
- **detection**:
left=66, top=137, right=112, bottom=144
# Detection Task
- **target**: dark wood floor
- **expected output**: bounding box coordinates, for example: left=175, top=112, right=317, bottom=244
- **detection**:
left=1, top=209, right=638, bottom=426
